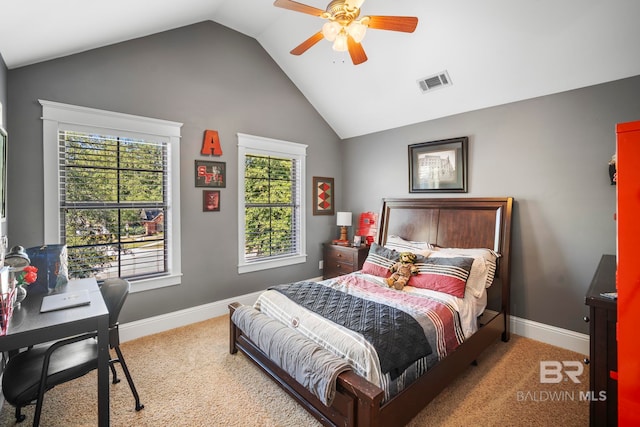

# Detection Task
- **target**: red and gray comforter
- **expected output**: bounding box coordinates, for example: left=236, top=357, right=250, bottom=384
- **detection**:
left=271, top=281, right=431, bottom=380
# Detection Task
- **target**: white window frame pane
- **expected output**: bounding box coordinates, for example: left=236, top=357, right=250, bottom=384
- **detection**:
left=237, top=133, right=307, bottom=274
left=41, top=100, right=183, bottom=292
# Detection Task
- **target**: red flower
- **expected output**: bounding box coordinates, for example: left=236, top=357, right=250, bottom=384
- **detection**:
left=17, top=266, right=38, bottom=286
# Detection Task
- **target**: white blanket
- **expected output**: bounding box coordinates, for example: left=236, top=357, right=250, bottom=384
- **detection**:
left=256, top=289, right=384, bottom=386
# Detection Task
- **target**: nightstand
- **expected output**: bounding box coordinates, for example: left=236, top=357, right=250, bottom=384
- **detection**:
left=322, top=243, right=370, bottom=280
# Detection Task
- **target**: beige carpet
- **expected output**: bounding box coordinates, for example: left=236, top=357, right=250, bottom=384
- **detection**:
left=0, top=315, right=589, bottom=426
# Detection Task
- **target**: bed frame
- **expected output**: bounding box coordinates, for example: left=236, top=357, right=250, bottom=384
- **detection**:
left=229, top=197, right=513, bottom=427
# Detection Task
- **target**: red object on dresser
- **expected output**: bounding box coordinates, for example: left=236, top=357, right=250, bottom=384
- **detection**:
left=357, top=212, right=378, bottom=246
left=616, top=120, right=640, bottom=427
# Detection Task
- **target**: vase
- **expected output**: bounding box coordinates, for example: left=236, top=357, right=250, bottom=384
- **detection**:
left=13, top=285, right=27, bottom=307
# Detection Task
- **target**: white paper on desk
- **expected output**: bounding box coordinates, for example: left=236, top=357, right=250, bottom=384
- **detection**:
left=40, top=289, right=91, bottom=313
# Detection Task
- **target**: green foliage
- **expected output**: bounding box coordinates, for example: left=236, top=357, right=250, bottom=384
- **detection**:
left=61, top=131, right=167, bottom=279
left=244, top=154, right=296, bottom=259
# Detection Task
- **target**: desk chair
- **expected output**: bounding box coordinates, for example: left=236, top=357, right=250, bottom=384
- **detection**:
left=2, top=278, right=144, bottom=425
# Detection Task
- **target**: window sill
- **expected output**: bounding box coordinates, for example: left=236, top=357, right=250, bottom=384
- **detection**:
left=129, top=273, right=182, bottom=293
left=238, top=254, right=307, bottom=274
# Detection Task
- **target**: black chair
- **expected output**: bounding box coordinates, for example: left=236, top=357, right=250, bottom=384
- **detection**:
left=2, top=278, right=144, bottom=426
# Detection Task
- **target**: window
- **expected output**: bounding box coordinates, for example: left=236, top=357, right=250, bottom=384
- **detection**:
left=41, top=100, right=182, bottom=292
left=237, top=133, right=307, bottom=273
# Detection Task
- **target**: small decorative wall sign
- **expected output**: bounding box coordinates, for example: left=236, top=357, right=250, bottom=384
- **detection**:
left=203, top=190, right=220, bottom=212
left=312, top=176, right=334, bottom=215
left=201, top=130, right=223, bottom=156
left=195, top=160, right=226, bottom=188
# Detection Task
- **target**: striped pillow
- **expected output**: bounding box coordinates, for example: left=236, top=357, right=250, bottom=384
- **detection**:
left=429, top=248, right=500, bottom=298
left=361, top=243, right=400, bottom=278
left=410, top=256, right=474, bottom=298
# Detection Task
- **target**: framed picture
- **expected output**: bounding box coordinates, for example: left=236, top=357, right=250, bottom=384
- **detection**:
left=203, top=190, right=220, bottom=212
left=312, top=176, right=335, bottom=215
left=408, top=137, right=468, bottom=193
left=195, top=160, right=226, bottom=188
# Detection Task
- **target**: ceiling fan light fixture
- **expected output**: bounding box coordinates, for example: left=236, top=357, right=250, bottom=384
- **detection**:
left=322, top=21, right=341, bottom=41
left=274, top=0, right=418, bottom=65
left=347, top=21, right=367, bottom=42
left=332, top=32, right=348, bottom=51
left=344, top=0, right=365, bottom=10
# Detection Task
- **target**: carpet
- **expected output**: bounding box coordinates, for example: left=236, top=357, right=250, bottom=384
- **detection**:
left=0, top=315, right=589, bottom=426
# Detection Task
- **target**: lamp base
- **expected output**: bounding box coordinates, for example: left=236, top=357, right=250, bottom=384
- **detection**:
left=339, top=226, right=348, bottom=241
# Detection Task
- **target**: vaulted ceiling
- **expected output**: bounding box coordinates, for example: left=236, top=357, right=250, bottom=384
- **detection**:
left=1, top=0, right=639, bottom=138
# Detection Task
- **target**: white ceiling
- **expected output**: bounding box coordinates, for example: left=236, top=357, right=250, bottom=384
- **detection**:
left=1, top=0, right=640, bottom=139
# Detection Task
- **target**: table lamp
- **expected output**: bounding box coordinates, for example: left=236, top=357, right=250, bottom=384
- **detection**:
left=336, top=212, right=352, bottom=245
left=4, top=246, right=30, bottom=270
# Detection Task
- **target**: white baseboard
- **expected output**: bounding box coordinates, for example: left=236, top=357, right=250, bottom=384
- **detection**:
left=511, top=315, right=589, bottom=356
left=119, top=292, right=590, bottom=356
left=118, top=291, right=262, bottom=343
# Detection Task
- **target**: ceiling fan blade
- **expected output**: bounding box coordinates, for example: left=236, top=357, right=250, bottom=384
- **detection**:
left=347, top=36, right=368, bottom=65
left=290, top=31, right=325, bottom=55
left=273, top=0, right=325, bottom=17
left=366, top=15, right=418, bottom=33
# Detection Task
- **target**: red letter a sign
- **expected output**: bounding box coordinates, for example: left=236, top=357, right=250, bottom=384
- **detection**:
left=201, top=130, right=223, bottom=156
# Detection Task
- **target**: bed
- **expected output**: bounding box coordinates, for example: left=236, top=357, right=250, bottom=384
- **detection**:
left=229, top=197, right=513, bottom=426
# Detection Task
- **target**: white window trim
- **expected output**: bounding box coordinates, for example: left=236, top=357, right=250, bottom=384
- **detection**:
left=40, top=100, right=183, bottom=292
left=237, top=133, right=307, bottom=274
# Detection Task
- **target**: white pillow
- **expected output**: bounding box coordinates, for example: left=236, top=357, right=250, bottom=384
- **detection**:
left=384, top=235, right=432, bottom=254
left=428, top=248, right=500, bottom=298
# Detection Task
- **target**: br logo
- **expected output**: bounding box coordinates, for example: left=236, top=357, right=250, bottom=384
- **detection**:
left=540, top=361, right=583, bottom=383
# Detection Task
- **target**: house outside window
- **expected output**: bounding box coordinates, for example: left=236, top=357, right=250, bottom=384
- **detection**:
left=237, top=133, right=307, bottom=273
left=41, top=100, right=182, bottom=292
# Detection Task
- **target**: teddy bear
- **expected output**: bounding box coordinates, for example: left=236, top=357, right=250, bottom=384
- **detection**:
left=386, top=251, right=419, bottom=290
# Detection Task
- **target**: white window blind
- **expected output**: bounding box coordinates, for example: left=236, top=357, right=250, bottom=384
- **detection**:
left=59, top=130, right=168, bottom=280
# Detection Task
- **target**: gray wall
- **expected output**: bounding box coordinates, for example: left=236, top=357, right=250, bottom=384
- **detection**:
left=6, top=21, right=342, bottom=323
left=342, top=75, right=640, bottom=334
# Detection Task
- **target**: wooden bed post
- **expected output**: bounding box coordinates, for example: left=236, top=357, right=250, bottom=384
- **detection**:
left=228, top=302, right=241, bottom=354
left=501, top=197, right=513, bottom=342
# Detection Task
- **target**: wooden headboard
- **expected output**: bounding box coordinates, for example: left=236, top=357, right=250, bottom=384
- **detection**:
left=378, top=197, right=512, bottom=252
left=378, top=197, right=514, bottom=318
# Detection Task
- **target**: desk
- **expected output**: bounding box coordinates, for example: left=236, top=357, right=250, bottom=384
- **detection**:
left=0, top=278, right=110, bottom=426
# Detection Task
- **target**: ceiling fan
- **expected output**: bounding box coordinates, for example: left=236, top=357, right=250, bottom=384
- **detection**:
left=274, top=0, right=418, bottom=65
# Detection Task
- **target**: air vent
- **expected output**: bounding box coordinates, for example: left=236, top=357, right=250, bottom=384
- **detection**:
left=417, top=71, right=452, bottom=93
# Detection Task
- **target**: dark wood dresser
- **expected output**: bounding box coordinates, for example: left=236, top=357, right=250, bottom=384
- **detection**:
left=584, top=254, right=617, bottom=427
left=322, top=244, right=369, bottom=280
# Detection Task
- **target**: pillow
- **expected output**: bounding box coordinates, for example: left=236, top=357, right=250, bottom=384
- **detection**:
left=361, top=243, right=400, bottom=278
left=384, top=235, right=432, bottom=254
left=429, top=248, right=500, bottom=298
left=409, top=256, right=474, bottom=298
